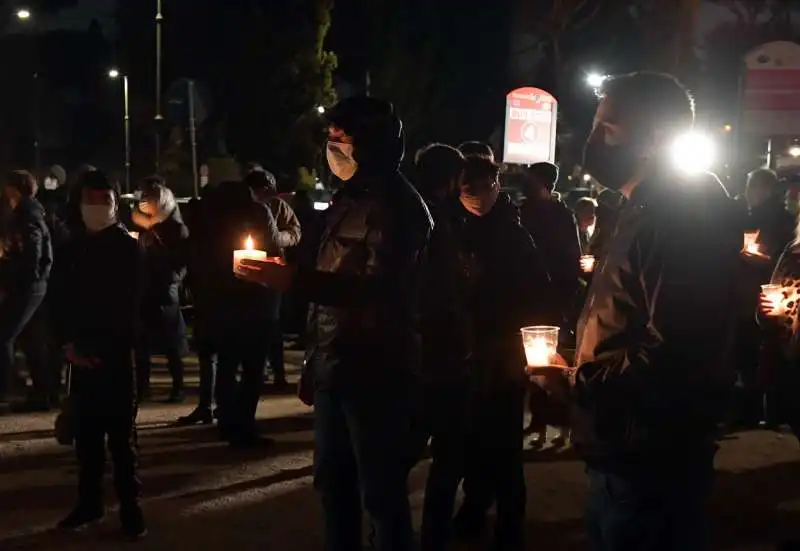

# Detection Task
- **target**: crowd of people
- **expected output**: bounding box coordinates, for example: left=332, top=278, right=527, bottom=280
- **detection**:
left=1, top=70, right=799, bottom=550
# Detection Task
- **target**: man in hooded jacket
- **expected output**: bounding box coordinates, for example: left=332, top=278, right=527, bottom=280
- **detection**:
left=237, top=97, right=432, bottom=551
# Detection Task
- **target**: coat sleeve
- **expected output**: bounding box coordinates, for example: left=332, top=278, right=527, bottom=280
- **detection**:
left=19, top=212, right=49, bottom=285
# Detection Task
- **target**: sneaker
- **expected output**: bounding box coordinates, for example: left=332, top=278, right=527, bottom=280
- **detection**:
left=120, top=505, right=147, bottom=541
left=57, top=505, right=105, bottom=531
left=174, top=407, right=213, bottom=426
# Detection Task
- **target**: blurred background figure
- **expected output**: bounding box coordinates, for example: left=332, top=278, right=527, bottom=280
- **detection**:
left=132, top=178, right=189, bottom=403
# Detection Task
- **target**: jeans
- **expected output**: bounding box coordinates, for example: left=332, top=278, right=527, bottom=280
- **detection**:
left=314, top=386, right=415, bottom=551
left=0, top=290, right=45, bottom=401
left=420, top=379, right=469, bottom=551
left=459, top=383, right=526, bottom=545
left=585, top=450, right=715, bottom=551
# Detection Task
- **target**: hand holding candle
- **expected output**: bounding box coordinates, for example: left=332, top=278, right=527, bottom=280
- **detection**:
left=580, top=254, right=596, bottom=273
left=233, top=235, right=267, bottom=273
left=760, top=283, right=786, bottom=317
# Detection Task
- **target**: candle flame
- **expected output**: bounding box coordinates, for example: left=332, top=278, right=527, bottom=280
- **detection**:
left=245, top=235, right=254, bottom=251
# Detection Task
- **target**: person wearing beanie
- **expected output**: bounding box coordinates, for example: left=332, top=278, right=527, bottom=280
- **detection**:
left=236, top=96, right=432, bottom=551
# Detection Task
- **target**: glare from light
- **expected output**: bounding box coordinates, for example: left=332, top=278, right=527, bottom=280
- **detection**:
left=789, top=145, right=800, bottom=158
left=583, top=173, right=592, bottom=182
left=586, top=73, right=607, bottom=88
left=316, top=105, right=325, bottom=114
left=313, top=201, right=330, bottom=211
left=108, top=68, right=121, bottom=79
left=723, top=124, right=732, bottom=133
left=670, top=132, right=716, bottom=173
left=16, top=8, right=31, bottom=20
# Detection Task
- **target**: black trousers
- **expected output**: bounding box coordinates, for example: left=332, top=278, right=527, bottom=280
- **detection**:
left=459, top=382, right=526, bottom=544
left=216, top=329, right=269, bottom=438
left=0, top=290, right=45, bottom=401
left=72, top=367, right=140, bottom=508
left=420, top=378, right=470, bottom=551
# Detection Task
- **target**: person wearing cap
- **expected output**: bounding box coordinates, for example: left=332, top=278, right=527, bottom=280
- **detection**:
left=244, top=168, right=301, bottom=389
left=237, top=96, right=432, bottom=551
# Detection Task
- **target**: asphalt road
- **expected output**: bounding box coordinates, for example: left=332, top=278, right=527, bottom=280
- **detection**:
left=0, top=355, right=799, bottom=550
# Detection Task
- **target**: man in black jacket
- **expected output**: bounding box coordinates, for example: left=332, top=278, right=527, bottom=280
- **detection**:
left=0, top=170, right=52, bottom=414
left=237, top=97, right=432, bottom=551
left=57, top=170, right=145, bottom=540
left=539, top=72, right=741, bottom=551
left=451, top=155, right=555, bottom=550
left=414, top=143, right=471, bottom=551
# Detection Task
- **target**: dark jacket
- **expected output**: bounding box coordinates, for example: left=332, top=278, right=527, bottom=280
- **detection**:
left=36, top=186, right=71, bottom=249
left=186, top=182, right=280, bottom=335
left=454, top=193, right=556, bottom=386
left=61, top=223, right=140, bottom=363
left=519, top=196, right=581, bottom=319
left=301, top=169, right=433, bottom=391
left=588, top=189, right=626, bottom=262
left=419, top=199, right=471, bottom=385
left=0, top=196, right=52, bottom=295
left=573, top=172, right=741, bottom=468
left=137, top=207, right=189, bottom=313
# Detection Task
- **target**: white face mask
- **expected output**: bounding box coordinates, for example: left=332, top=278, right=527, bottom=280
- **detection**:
left=460, top=183, right=499, bottom=217
left=326, top=142, right=358, bottom=181
left=81, top=204, right=116, bottom=232
left=43, top=177, right=58, bottom=190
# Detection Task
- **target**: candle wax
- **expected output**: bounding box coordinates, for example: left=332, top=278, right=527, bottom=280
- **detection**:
left=233, top=236, right=267, bottom=273
left=524, top=337, right=555, bottom=367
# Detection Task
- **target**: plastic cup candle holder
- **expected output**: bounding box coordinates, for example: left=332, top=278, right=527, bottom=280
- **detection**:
left=761, top=283, right=785, bottom=317
left=521, top=326, right=560, bottom=369
left=580, top=254, right=596, bottom=273
left=744, top=232, right=760, bottom=255
left=233, top=235, right=267, bottom=273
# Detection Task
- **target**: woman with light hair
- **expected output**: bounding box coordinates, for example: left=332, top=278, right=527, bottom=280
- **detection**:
left=132, top=178, right=189, bottom=402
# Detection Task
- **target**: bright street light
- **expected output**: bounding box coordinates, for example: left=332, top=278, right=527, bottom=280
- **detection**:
left=789, top=145, right=800, bottom=158
left=316, top=105, right=326, bottom=114
left=16, top=8, right=31, bottom=20
left=670, top=131, right=716, bottom=173
left=108, top=68, right=120, bottom=79
left=586, top=73, right=607, bottom=88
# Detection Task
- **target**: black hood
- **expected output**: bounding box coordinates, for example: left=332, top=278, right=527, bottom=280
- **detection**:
left=326, top=96, right=405, bottom=171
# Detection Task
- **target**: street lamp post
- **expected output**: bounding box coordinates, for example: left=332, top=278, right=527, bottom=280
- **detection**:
left=154, top=0, right=163, bottom=171
left=109, top=69, right=131, bottom=194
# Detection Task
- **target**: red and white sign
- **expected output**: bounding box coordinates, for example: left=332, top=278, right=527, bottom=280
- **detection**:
left=503, top=87, right=557, bottom=165
left=743, top=41, right=800, bottom=136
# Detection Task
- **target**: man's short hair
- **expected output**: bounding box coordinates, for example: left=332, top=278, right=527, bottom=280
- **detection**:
left=6, top=170, right=36, bottom=197
left=574, top=196, right=598, bottom=213
left=748, top=168, right=779, bottom=190
left=82, top=169, right=115, bottom=192
left=415, top=143, right=464, bottom=197
left=458, top=141, right=495, bottom=161
left=244, top=169, right=277, bottom=193
left=523, top=162, right=559, bottom=193
left=462, top=155, right=500, bottom=193
left=600, top=72, right=695, bottom=137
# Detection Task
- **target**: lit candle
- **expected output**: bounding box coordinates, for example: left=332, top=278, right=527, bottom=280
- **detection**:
left=743, top=231, right=760, bottom=255
left=128, top=231, right=139, bottom=240
left=580, top=254, right=596, bottom=273
left=761, top=283, right=785, bottom=317
left=521, top=326, right=559, bottom=369
left=233, top=235, right=267, bottom=273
